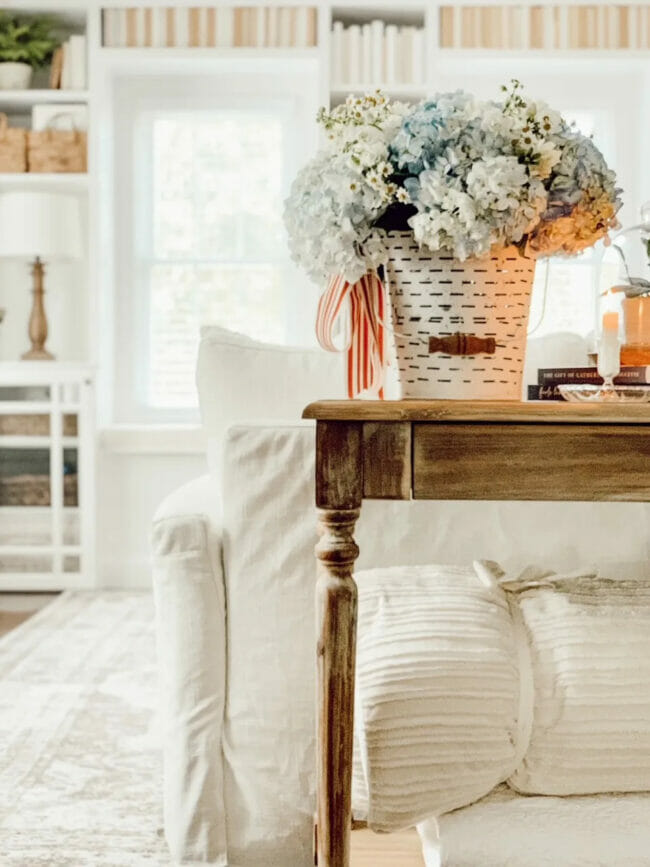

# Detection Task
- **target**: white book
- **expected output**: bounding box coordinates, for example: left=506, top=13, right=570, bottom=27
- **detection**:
left=217, top=6, right=234, bottom=48
left=558, top=5, right=569, bottom=50
left=102, top=9, right=113, bottom=47
left=135, top=8, right=146, bottom=48
left=370, top=19, right=384, bottom=82
left=501, top=6, right=512, bottom=48
left=67, top=35, right=86, bottom=89
left=520, top=6, right=530, bottom=50
left=412, top=28, right=424, bottom=85
left=151, top=7, right=166, bottom=48
left=361, top=24, right=372, bottom=84
left=113, top=8, right=126, bottom=49
left=331, top=21, right=344, bottom=84
left=267, top=7, right=278, bottom=49
left=174, top=7, right=189, bottom=48
left=60, top=40, right=71, bottom=89
left=399, top=27, right=414, bottom=84
left=254, top=7, right=265, bottom=48
left=639, top=6, right=650, bottom=48
left=585, top=6, right=596, bottom=49
left=627, top=5, right=637, bottom=50
left=384, top=25, right=398, bottom=85
left=198, top=6, right=209, bottom=48
left=595, top=3, right=605, bottom=49
left=295, top=6, right=308, bottom=48
left=282, top=7, right=293, bottom=48
left=347, top=25, right=361, bottom=84
left=452, top=5, right=462, bottom=49
left=607, top=4, right=619, bottom=49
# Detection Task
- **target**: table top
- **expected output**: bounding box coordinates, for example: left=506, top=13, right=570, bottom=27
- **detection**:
left=303, top=399, right=650, bottom=424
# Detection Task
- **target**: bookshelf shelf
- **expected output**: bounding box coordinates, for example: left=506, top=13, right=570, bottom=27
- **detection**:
left=0, top=89, right=89, bottom=113
left=330, top=84, right=428, bottom=100
left=98, top=46, right=319, bottom=60
left=0, top=173, right=88, bottom=190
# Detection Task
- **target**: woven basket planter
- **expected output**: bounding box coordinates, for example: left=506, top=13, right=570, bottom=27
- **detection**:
left=0, top=113, right=27, bottom=173
left=384, top=231, right=536, bottom=400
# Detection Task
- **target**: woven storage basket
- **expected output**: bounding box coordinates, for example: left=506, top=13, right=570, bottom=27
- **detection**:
left=0, top=474, right=78, bottom=507
left=27, top=126, right=87, bottom=173
left=0, top=113, right=27, bottom=173
left=385, top=231, right=535, bottom=400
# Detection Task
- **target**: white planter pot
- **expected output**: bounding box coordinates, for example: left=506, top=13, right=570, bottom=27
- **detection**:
left=0, top=62, right=33, bottom=90
left=385, top=231, right=535, bottom=400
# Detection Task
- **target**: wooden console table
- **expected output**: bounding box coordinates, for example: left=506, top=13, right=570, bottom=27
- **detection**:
left=302, top=399, right=650, bottom=867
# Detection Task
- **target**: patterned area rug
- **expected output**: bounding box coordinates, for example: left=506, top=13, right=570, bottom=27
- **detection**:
left=0, top=592, right=169, bottom=866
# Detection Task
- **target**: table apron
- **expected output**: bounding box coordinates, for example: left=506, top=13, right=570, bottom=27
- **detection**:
left=412, top=422, right=650, bottom=502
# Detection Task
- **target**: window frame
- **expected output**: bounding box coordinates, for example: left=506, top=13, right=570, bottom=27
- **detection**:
left=110, top=59, right=320, bottom=424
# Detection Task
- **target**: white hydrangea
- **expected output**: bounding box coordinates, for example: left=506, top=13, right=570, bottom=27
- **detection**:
left=284, top=92, right=409, bottom=284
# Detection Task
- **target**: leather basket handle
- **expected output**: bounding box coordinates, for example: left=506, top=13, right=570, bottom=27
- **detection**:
left=429, top=333, right=497, bottom=356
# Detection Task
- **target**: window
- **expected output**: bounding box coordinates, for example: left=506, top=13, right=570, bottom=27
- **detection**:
left=147, top=110, right=289, bottom=409
left=112, top=64, right=319, bottom=421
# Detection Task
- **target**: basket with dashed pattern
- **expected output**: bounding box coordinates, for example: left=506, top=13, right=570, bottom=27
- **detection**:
left=384, top=231, right=536, bottom=400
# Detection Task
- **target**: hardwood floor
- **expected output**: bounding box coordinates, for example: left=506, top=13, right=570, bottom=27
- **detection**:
left=0, top=593, right=57, bottom=638
left=351, top=828, right=425, bottom=866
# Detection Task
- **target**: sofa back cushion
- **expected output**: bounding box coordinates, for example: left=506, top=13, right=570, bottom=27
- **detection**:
left=196, top=326, right=344, bottom=480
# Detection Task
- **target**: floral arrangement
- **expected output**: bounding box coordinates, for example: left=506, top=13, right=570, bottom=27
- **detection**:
left=284, top=82, right=622, bottom=285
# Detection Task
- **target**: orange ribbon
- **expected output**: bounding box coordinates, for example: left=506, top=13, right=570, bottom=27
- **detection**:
left=316, top=272, right=386, bottom=399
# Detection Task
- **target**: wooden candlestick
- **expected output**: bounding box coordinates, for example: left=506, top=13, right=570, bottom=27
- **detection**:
left=22, top=257, right=54, bottom=361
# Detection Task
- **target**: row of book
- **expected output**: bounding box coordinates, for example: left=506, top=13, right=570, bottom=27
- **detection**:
left=439, top=4, right=650, bottom=50
left=528, top=367, right=650, bottom=401
left=102, top=6, right=317, bottom=49
left=50, top=35, right=86, bottom=90
left=331, top=21, right=426, bottom=87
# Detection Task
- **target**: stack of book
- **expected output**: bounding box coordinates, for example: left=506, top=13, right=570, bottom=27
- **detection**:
left=50, top=35, right=86, bottom=90
left=330, top=20, right=426, bottom=86
left=528, top=366, right=650, bottom=401
left=439, top=4, right=650, bottom=50
left=102, top=6, right=318, bottom=49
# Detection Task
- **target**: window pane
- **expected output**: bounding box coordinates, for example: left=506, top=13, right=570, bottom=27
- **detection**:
left=148, top=263, right=287, bottom=408
left=152, top=113, right=286, bottom=262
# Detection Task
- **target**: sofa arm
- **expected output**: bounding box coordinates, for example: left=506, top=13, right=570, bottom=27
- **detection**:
left=152, top=475, right=228, bottom=865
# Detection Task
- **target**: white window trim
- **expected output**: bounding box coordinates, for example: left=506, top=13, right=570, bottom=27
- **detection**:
left=109, top=57, right=320, bottom=424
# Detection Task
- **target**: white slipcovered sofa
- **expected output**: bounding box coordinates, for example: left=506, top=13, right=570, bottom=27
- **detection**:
left=152, top=327, right=650, bottom=866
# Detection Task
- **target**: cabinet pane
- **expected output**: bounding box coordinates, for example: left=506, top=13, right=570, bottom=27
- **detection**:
left=63, top=448, right=78, bottom=507
left=0, top=449, right=51, bottom=506
left=0, top=386, right=50, bottom=402
left=63, top=555, right=81, bottom=573
left=0, top=553, right=52, bottom=574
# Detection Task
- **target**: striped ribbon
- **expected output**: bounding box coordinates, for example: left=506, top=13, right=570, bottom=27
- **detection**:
left=316, top=272, right=386, bottom=399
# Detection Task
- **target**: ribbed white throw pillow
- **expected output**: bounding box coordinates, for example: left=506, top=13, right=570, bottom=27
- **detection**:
left=353, top=564, right=520, bottom=832
left=509, top=572, right=650, bottom=796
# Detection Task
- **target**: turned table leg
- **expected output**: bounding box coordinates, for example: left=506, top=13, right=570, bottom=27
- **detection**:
left=315, top=507, right=360, bottom=867
left=313, top=420, right=363, bottom=867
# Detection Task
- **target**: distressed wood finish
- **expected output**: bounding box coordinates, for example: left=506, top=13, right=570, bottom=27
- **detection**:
left=363, top=422, right=412, bottom=499
left=316, top=421, right=363, bottom=509
left=316, top=507, right=360, bottom=867
left=304, top=399, right=650, bottom=424
left=309, top=399, right=650, bottom=866
left=413, top=423, right=650, bottom=501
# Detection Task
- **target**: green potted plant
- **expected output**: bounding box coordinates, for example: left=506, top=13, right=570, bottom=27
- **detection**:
left=0, top=13, right=59, bottom=90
